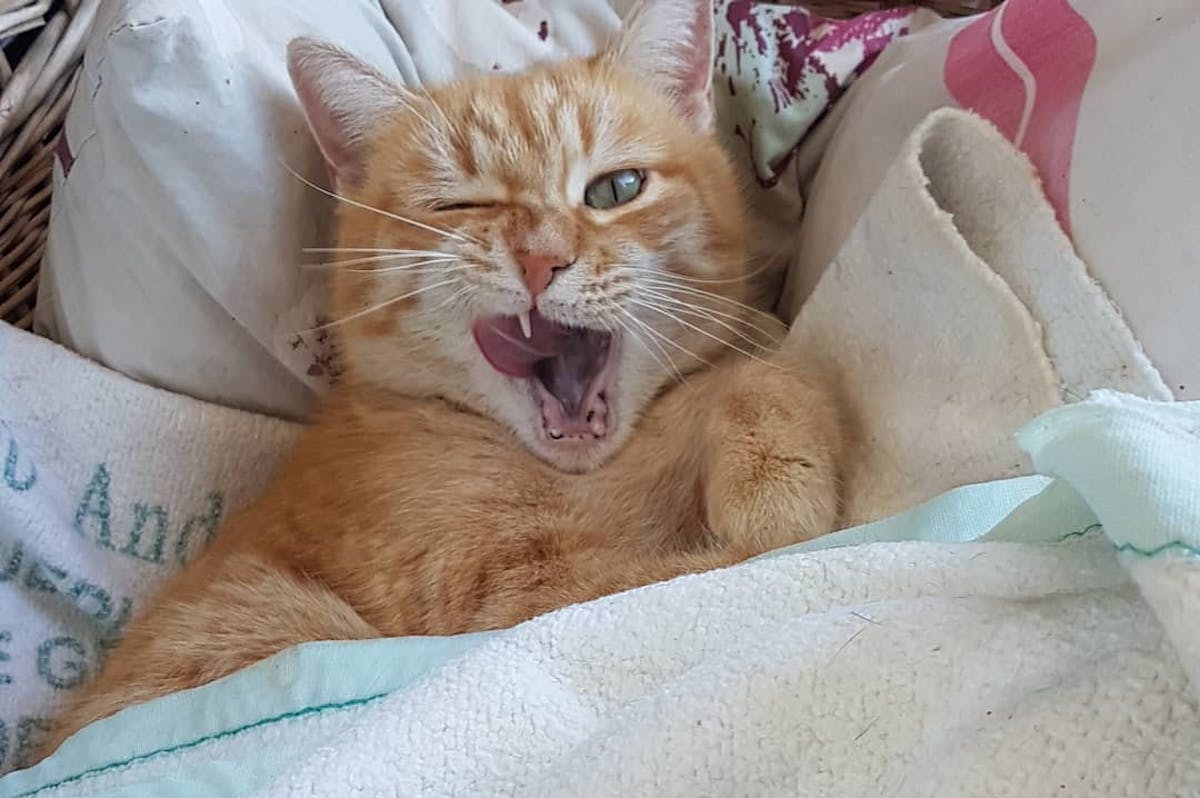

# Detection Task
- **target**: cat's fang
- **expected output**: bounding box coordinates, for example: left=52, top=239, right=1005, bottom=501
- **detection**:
left=518, top=311, right=532, bottom=339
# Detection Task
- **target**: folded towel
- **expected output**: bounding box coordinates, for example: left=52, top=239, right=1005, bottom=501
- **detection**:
left=785, top=108, right=1169, bottom=525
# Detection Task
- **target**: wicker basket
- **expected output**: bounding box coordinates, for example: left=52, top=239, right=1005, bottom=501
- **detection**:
left=0, top=0, right=97, bottom=330
left=0, top=0, right=1000, bottom=331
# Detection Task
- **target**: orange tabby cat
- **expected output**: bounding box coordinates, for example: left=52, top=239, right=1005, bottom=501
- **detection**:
left=42, top=0, right=842, bottom=756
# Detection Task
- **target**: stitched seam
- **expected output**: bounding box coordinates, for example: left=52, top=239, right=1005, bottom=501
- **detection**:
left=1058, top=523, right=1102, bottom=542
left=1056, top=523, right=1200, bottom=558
left=1114, top=540, right=1200, bottom=559
left=14, top=693, right=387, bottom=797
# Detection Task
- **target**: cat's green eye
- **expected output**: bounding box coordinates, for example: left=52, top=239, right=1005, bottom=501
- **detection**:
left=584, top=169, right=645, bottom=210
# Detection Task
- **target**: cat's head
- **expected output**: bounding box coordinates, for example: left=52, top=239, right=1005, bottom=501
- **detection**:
left=289, top=0, right=773, bottom=473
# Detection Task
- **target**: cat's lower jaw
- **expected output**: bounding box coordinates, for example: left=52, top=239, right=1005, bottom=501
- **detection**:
left=524, top=385, right=624, bottom=475
left=531, top=332, right=621, bottom=442
left=473, top=309, right=625, bottom=470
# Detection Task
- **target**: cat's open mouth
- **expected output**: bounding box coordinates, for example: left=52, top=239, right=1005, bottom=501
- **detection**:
left=472, top=310, right=616, bottom=442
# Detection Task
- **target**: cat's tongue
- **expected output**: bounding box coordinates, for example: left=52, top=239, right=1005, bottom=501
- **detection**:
left=471, top=311, right=573, bottom=379
left=473, top=311, right=614, bottom=438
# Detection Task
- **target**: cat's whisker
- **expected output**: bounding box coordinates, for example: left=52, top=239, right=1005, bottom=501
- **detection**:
left=639, top=294, right=771, bottom=351
left=304, top=247, right=454, bottom=257
left=617, top=260, right=776, bottom=286
left=281, top=162, right=482, bottom=247
left=388, top=288, right=472, bottom=355
left=428, top=285, right=473, bottom=315
left=613, top=312, right=683, bottom=383
left=635, top=276, right=769, bottom=311
left=302, top=254, right=461, bottom=271
left=422, top=89, right=454, bottom=132
left=395, top=289, right=474, bottom=359
left=629, top=298, right=780, bottom=370
left=416, top=91, right=458, bottom=158
left=346, top=263, right=471, bottom=276
left=639, top=287, right=784, bottom=346
left=610, top=312, right=677, bottom=383
left=391, top=285, right=477, bottom=362
left=394, top=94, right=441, bottom=140
left=635, top=277, right=784, bottom=327
left=299, top=279, right=457, bottom=333
left=616, top=305, right=709, bottom=377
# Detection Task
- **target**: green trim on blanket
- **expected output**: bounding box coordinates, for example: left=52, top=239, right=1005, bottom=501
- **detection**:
left=1018, top=394, right=1200, bottom=555
left=7, top=695, right=389, bottom=798
left=1115, top=540, right=1200, bottom=559
left=0, top=634, right=491, bottom=797
left=761, top=475, right=1052, bottom=557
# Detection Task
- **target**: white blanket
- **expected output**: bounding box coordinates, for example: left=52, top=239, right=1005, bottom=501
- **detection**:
left=2, top=107, right=1196, bottom=794
left=3, top=392, right=1198, bottom=797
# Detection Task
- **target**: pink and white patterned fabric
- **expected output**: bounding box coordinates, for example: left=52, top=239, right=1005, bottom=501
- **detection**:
left=780, top=0, right=1200, bottom=403
left=714, top=1, right=916, bottom=187
left=943, top=0, right=1095, bottom=235
left=712, top=1, right=921, bottom=255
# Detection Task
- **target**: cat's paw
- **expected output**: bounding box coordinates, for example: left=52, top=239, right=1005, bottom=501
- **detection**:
left=703, top=361, right=842, bottom=551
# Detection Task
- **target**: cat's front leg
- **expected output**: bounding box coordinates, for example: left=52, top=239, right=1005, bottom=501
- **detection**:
left=702, top=357, right=843, bottom=551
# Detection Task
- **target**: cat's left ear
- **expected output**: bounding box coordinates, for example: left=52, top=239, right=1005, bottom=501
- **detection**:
left=608, top=0, right=715, bottom=131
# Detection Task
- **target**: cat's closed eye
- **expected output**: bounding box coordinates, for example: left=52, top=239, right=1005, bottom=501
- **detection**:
left=584, top=169, right=645, bottom=210
left=432, top=201, right=496, bottom=212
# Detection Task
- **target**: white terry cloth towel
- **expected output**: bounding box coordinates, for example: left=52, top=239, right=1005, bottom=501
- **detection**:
left=0, top=108, right=1180, bottom=779
left=784, top=108, right=1170, bottom=526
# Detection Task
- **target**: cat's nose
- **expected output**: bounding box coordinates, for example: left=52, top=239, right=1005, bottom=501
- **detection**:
left=515, top=251, right=573, bottom=300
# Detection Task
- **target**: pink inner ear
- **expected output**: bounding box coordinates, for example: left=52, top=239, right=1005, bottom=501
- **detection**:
left=620, top=0, right=716, bottom=130
left=289, top=66, right=362, bottom=187
left=674, top=0, right=713, bottom=122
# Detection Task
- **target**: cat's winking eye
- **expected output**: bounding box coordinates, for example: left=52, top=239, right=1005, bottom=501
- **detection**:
left=432, top=201, right=495, bottom=212
left=584, top=169, right=645, bottom=210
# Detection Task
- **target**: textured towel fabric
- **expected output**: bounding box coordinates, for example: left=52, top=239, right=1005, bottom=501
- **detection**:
left=2, top=391, right=1198, bottom=797
left=777, top=0, right=1200, bottom=403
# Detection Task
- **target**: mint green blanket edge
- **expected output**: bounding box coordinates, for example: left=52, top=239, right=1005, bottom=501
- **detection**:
left=3, top=392, right=1196, bottom=797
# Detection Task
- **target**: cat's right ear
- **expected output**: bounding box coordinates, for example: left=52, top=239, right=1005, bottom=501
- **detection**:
left=607, top=0, right=714, bottom=131
left=287, top=38, right=407, bottom=188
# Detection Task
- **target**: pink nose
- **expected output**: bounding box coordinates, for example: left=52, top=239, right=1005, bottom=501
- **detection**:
left=515, top=252, right=572, bottom=299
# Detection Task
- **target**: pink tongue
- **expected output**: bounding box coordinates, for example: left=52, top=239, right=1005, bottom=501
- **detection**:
left=471, top=311, right=572, bottom=378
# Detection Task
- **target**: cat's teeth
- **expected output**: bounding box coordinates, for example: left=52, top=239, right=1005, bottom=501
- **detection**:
left=517, top=310, right=532, bottom=339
